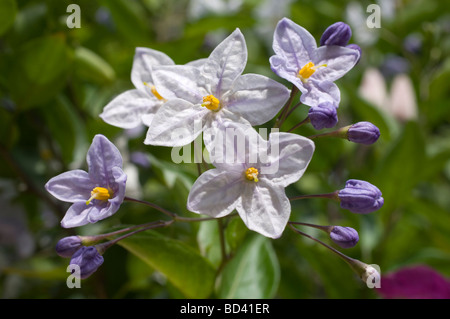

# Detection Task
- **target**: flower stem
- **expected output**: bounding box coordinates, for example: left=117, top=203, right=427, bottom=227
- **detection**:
left=124, top=196, right=232, bottom=223
left=217, top=218, right=227, bottom=262
left=307, top=126, right=350, bottom=140
left=287, top=116, right=311, bottom=133
left=274, top=86, right=299, bottom=128
left=289, top=191, right=340, bottom=202
left=97, top=220, right=174, bottom=254
left=288, top=221, right=333, bottom=233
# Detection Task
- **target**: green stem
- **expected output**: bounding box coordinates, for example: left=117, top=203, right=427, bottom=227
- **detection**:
left=274, top=86, right=299, bottom=129
left=289, top=191, right=340, bottom=202
left=287, top=116, right=311, bottom=133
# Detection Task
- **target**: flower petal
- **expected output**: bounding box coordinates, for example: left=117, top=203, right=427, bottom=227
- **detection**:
left=205, top=120, right=265, bottom=169
left=131, top=47, right=174, bottom=92
left=300, top=79, right=340, bottom=106
left=45, top=170, right=94, bottom=203
left=100, top=89, right=162, bottom=129
left=87, top=135, right=123, bottom=186
left=61, top=201, right=98, bottom=228
left=187, top=168, right=244, bottom=218
left=225, top=74, right=290, bottom=125
left=237, top=180, right=290, bottom=239
left=312, top=45, right=360, bottom=82
left=151, top=65, right=205, bottom=103
left=272, top=18, right=316, bottom=71
left=202, top=29, right=247, bottom=97
left=144, top=99, right=208, bottom=147
left=261, top=133, right=315, bottom=187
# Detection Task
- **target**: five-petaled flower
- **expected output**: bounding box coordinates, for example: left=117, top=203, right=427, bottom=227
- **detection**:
left=269, top=18, right=360, bottom=108
left=100, top=48, right=206, bottom=129
left=144, top=28, right=290, bottom=148
left=187, top=122, right=315, bottom=239
left=45, top=134, right=127, bottom=228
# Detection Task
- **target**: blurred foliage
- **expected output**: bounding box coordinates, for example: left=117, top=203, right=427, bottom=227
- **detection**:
left=0, top=0, right=449, bottom=299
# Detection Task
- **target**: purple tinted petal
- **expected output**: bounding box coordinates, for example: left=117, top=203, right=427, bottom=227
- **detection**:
left=70, top=246, right=104, bottom=279
left=329, top=226, right=359, bottom=248
left=87, top=135, right=123, bottom=186
left=320, top=22, right=352, bottom=46
left=202, top=29, right=247, bottom=97
left=61, top=201, right=98, bottom=228
left=45, top=170, right=94, bottom=203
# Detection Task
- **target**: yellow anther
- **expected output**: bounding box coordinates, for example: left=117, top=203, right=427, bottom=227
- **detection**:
left=143, top=82, right=166, bottom=101
left=245, top=167, right=259, bottom=182
left=297, top=62, right=327, bottom=83
left=201, top=95, right=221, bottom=111
left=86, top=187, right=111, bottom=205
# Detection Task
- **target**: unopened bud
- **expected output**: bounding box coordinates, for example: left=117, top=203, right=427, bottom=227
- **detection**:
left=330, top=226, right=359, bottom=248
left=69, top=246, right=104, bottom=279
left=320, top=22, right=352, bottom=46
left=308, top=102, right=338, bottom=130
left=347, top=121, right=380, bottom=145
left=55, top=236, right=82, bottom=258
left=338, top=179, right=384, bottom=214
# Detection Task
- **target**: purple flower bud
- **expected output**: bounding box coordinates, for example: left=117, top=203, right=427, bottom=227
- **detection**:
left=346, top=44, right=362, bottom=63
left=55, top=236, right=82, bottom=258
left=69, top=246, right=104, bottom=279
left=320, top=22, right=352, bottom=46
left=330, top=226, right=359, bottom=248
left=347, top=121, right=380, bottom=145
left=308, top=102, right=338, bottom=130
left=338, top=179, right=384, bottom=214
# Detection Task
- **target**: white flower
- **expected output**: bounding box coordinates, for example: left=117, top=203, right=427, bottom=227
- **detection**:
left=144, top=29, right=290, bottom=148
left=100, top=48, right=206, bottom=129
left=187, top=122, right=315, bottom=239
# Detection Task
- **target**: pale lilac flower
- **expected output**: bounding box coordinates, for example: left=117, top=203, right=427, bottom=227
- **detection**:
left=70, top=246, right=104, bottom=279
left=45, top=135, right=127, bottom=228
left=100, top=48, right=173, bottom=129
left=187, top=122, right=315, bottom=239
left=338, top=179, right=384, bottom=214
left=270, top=18, right=360, bottom=107
left=144, top=29, right=290, bottom=148
left=100, top=48, right=205, bottom=129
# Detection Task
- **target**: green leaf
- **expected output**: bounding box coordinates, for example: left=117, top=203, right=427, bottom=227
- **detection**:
left=8, top=34, right=72, bottom=109
left=117, top=230, right=216, bottom=298
left=74, top=47, right=116, bottom=84
left=374, top=121, right=425, bottom=213
left=0, top=0, right=17, bottom=36
left=197, top=220, right=223, bottom=268
left=217, top=234, right=280, bottom=299
left=225, top=217, right=248, bottom=252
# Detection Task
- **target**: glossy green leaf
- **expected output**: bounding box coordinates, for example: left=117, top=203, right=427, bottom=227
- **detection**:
left=8, top=34, right=72, bottom=109
left=217, top=234, right=280, bottom=299
left=374, top=121, right=425, bottom=213
left=197, top=220, right=223, bottom=268
left=74, top=47, right=116, bottom=84
left=117, top=230, right=216, bottom=298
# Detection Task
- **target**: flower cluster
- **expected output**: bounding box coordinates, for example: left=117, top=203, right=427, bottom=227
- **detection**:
left=46, top=18, right=383, bottom=285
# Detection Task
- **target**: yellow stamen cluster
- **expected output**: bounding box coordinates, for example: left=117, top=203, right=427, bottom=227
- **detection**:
left=144, top=82, right=167, bottom=101
left=86, top=187, right=111, bottom=205
left=297, top=62, right=327, bottom=83
left=245, top=167, right=259, bottom=182
left=201, top=95, right=221, bottom=111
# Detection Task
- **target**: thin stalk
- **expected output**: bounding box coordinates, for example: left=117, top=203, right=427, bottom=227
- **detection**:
left=289, top=191, right=339, bottom=202
left=287, top=116, right=311, bottom=133
left=274, top=86, right=299, bottom=128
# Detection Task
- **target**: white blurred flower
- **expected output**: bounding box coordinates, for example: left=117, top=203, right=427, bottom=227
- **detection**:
left=359, top=68, right=418, bottom=122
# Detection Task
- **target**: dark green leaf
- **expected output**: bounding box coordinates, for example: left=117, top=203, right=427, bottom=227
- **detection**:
left=117, top=230, right=216, bottom=298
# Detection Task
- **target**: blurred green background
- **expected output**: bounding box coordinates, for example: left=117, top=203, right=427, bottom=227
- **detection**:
left=1, top=0, right=449, bottom=299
